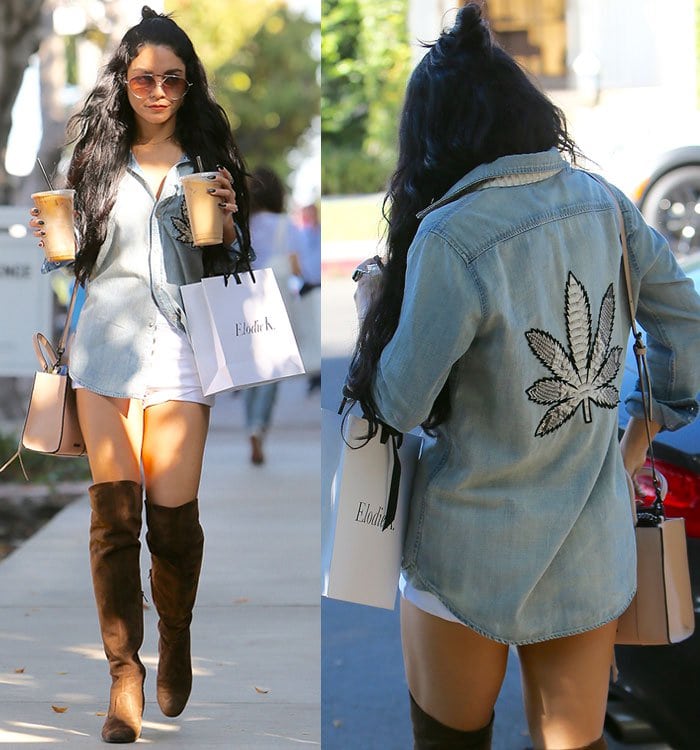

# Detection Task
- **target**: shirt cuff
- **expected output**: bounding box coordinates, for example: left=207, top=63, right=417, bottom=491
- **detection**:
left=41, top=259, right=75, bottom=275
left=624, top=393, right=700, bottom=431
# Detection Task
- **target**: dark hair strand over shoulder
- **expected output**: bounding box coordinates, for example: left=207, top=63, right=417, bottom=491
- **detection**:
left=346, top=2, right=580, bottom=435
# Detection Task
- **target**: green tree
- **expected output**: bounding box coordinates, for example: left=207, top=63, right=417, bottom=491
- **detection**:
left=166, top=0, right=319, bottom=181
left=321, top=0, right=411, bottom=194
left=0, top=0, right=43, bottom=203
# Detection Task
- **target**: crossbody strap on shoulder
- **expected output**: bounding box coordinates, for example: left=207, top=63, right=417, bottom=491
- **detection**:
left=586, top=172, right=665, bottom=518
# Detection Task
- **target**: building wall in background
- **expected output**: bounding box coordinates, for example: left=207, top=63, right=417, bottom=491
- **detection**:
left=407, top=0, right=698, bottom=189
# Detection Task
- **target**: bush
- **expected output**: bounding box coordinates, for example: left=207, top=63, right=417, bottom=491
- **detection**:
left=0, top=432, right=91, bottom=485
left=322, top=143, right=394, bottom=195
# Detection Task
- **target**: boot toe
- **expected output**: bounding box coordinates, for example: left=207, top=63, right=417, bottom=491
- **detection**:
left=102, top=676, right=144, bottom=743
left=157, top=691, right=189, bottom=718
left=101, top=717, right=140, bottom=743
left=157, top=639, right=192, bottom=717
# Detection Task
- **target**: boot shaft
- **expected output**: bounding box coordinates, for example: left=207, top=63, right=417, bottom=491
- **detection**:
left=145, top=498, right=204, bottom=628
left=88, top=480, right=145, bottom=671
left=145, top=498, right=204, bottom=718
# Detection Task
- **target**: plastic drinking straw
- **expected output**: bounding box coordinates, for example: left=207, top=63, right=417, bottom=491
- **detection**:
left=196, top=156, right=204, bottom=172
left=36, top=158, right=54, bottom=191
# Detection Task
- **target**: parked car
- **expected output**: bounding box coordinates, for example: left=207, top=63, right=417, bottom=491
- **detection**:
left=633, top=146, right=700, bottom=259
left=611, top=253, right=700, bottom=750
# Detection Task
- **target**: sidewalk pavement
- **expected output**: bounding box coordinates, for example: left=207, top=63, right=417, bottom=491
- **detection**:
left=0, top=377, right=321, bottom=748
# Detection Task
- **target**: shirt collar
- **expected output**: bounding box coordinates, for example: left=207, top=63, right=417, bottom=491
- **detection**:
left=417, top=148, right=567, bottom=220
left=126, top=152, right=192, bottom=201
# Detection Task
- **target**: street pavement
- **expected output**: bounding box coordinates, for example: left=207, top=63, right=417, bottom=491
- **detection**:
left=0, top=376, right=320, bottom=748
left=321, top=273, right=672, bottom=750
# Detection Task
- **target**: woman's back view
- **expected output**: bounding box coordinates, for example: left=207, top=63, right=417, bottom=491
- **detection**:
left=348, top=4, right=700, bottom=748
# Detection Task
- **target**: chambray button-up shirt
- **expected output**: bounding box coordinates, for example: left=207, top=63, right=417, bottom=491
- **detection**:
left=376, top=150, right=700, bottom=644
left=69, top=154, right=211, bottom=398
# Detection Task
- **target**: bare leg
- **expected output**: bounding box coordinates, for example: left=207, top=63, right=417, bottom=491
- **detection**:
left=517, top=620, right=617, bottom=749
left=76, top=389, right=143, bottom=482
left=400, top=598, right=508, bottom=731
left=141, top=400, right=210, bottom=507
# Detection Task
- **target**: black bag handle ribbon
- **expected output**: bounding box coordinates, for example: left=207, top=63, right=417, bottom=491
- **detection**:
left=379, top=422, right=404, bottom=531
left=338, top=384, right=405, bottom=532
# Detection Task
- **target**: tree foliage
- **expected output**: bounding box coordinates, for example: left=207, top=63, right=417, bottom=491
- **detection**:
left=0, top=0, right=43, bottom=203
left=166, top=0, right=319, bottom=180
left=321, top=0, right=411, bottom=194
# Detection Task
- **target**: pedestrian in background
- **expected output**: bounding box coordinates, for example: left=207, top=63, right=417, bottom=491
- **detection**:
left=30, top=7, right=251, bottom=743
left=244, top=165, right=301, bottom=465
left=294, top=202, right=321, bottom=392
left=348, top=5, right=700, bottom=750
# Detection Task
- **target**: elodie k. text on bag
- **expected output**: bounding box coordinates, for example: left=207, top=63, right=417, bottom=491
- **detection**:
left=322, top=411, right=422, bottom=609
left=181, top=268, right=305, bottom=395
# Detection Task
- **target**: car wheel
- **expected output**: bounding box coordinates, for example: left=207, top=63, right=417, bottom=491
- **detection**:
left=640, top=164, right=700, bottom=257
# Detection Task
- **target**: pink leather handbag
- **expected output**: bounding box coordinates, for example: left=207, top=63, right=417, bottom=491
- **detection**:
left=1, top=283, right=86, bottom=479
left=21, top=329, right=86, bottom=457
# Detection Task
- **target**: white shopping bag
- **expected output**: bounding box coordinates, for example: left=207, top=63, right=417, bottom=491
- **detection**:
left=181, top=269, right=305, bottom=395
left=322, top=410, right=422, bottom=609
left=288, top=286, right=321, bottom=375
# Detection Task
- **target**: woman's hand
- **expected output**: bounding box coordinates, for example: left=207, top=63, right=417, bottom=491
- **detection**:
left=353, top=256, right=384, bottom=323
left=29, top=207, right=46, bottom=249
left=207, top=165, right=238, bottom=246
left=620, top=416, right=662, bottom=479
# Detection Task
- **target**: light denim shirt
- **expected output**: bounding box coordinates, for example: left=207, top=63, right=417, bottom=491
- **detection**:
left=374, top=149, right=700, bottom=644
left=68, top=154, right=221, bottom=398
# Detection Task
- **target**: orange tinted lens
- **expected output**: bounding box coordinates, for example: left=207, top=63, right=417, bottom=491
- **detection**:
left=162, top=76, right=188, bottom=98
left=129, top=75, right=155, bottom=96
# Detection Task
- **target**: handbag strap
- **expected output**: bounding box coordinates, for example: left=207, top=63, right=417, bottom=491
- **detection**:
left=57, top=281, right=80, bottom=363
left=33, top=332, right=59, bottom=373
left=588, top=173, right=665, bottom=519
left=33, top=281, right=79, bottom=372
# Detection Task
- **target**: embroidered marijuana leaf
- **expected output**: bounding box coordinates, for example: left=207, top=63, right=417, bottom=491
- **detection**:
left=171, top=197, right=194, bottom=245
left=525, top=272, right=622, bottom=437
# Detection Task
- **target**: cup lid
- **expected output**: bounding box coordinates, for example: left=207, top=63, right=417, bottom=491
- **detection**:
left=180, top=171, right=219, bottom=181
left=31, top=189, right=76, bottom=198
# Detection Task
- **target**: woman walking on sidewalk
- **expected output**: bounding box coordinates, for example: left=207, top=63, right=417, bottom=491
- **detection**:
left=348, top=5, right=700, bottom=750
left=30, top=7, right=251, bottom=743
left=243, top=165, right=301, bottom=465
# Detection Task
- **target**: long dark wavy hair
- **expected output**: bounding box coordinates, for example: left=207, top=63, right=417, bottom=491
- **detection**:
left=67, top=5, right=252, bottom=283
left=346, top=3, right=580, bottom=435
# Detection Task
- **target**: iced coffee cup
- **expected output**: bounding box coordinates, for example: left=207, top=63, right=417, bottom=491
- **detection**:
left=31, top=189, right=77, bottom=262
left=180, top=172, right=224, bottom=246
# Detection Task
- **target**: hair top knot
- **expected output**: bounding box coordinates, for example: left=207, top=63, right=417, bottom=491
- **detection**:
left=141, top=5, right=166, bottom=21
left=451, top=3, right=492, bottom=56
left=427, top=3, right=492, bottom=67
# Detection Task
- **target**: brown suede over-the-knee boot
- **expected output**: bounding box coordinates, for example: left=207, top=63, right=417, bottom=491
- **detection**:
left=145, top=498, right=204, bottom=717
left=410, top=693, right=494, bottom=749
left=89, top=480, right=145, bottom=744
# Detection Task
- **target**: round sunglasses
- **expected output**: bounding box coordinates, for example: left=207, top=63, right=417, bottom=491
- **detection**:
left=125, top=74, right=192, bottom=101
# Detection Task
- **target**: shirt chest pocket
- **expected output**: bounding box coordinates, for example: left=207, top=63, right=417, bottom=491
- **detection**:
left=160, top=194, right=197, bottom=249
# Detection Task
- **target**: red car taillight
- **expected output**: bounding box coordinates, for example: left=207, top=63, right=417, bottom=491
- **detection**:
left=635, top=458, right=700, bottom=538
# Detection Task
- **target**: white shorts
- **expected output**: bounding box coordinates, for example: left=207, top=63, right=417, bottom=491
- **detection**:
left=399, top=572, right=461, bottom=624
left=73, top=312, right=214, bottom=409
